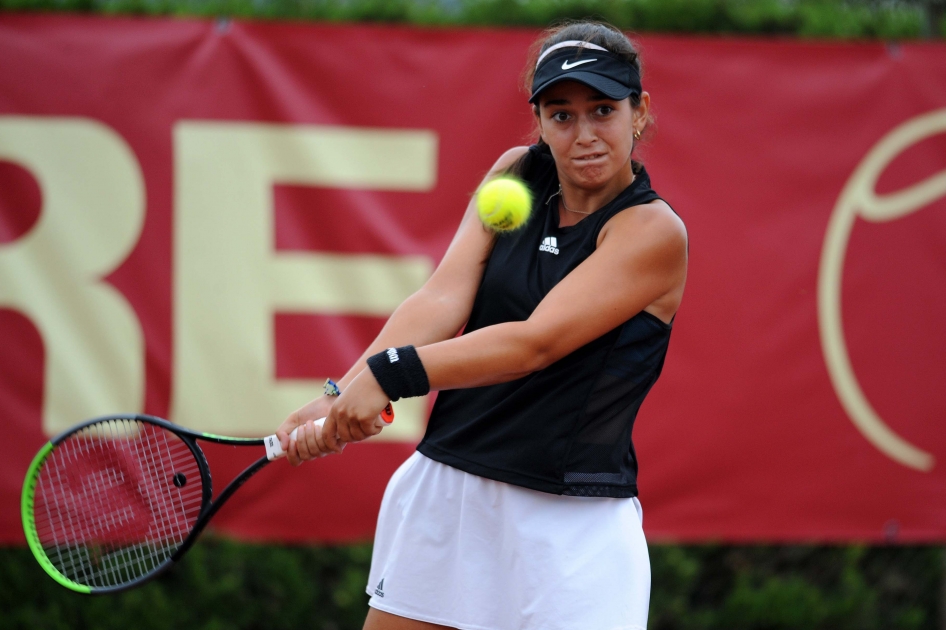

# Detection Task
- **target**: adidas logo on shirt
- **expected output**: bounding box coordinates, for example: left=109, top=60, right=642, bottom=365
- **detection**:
left=375, top=578, right=385, bottom=597
left=538, top=236, right=560, bottom=255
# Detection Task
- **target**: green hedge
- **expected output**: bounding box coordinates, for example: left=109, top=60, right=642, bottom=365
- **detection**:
left=2, top=540, right=942, bottom=629
left=649, top=544, right=943, bottom=630
left=0, top=0, right=941, bottom=39
left=1, top=539, right=374, bottom=630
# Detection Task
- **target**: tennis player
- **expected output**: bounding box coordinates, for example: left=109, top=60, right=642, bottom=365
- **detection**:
left=278, top=20, right=687, bottom=630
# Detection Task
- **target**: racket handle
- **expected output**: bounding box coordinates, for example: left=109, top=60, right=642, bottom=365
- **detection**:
left=264, top=404, right=394, bottom=461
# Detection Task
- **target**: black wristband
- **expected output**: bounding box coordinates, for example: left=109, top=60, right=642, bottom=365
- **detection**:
left=367, top=346, right=430, bottom=402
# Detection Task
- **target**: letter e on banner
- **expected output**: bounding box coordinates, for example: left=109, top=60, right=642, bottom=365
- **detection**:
left=819, top=109, right=946, bottom=472
left=173, top=123, right=436, bottom=439
left=0, top=117, right=146, bottom=434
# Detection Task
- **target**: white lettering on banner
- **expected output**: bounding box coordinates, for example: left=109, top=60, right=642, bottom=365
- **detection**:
left=0, top=117, right=146, bottom=434
left=173, top=122, right=437, bottom=440
left=818, top=108, right=946, bottom=472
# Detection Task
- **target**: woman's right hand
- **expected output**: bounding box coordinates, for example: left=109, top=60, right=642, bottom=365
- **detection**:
left=276, top=394, right=339, bottom=466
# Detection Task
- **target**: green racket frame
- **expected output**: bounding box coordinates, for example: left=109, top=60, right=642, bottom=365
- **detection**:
left=21, top=414, right=268, bottom=595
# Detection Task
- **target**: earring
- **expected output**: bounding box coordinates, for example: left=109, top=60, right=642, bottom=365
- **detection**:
left=633, top=129, right=642, bottom=141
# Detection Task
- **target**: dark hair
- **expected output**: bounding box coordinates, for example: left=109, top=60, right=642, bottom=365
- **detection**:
left=509, top=20, right=653, bottom=177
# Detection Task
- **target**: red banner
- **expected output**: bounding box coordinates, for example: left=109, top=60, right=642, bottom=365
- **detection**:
left=1, top=15, right=944, bottom=543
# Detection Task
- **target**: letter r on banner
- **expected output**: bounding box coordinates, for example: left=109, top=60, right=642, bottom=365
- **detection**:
left=173, top=122, right=437, bottom=439
left=0, top=117, right=146, bottom=434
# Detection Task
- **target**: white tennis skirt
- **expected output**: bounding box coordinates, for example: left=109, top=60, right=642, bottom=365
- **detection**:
left=366, top=452, right=650, bottom=630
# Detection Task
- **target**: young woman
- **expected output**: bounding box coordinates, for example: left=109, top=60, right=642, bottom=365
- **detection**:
left=277, top=21, right=687, bottom=630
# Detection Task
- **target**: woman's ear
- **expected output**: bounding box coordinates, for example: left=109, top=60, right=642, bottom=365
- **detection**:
left=633, top=91, right=651, bottom=134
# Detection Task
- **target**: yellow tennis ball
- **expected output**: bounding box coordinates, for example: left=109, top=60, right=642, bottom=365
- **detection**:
left=476, top=177, right=532, bottom=232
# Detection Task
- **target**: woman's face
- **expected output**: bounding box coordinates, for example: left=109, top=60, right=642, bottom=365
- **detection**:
left=535, top=80, right=646, bottom=190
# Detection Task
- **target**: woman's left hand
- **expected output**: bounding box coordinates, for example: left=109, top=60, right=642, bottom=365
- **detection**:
left=321, top=368, right=391, bottom=452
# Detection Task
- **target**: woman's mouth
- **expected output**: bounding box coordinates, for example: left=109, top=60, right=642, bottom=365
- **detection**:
left=573, top=152, right=606, bottom=163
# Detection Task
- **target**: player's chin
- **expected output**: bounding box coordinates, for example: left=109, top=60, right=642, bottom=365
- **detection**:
left=568, top=162, right=613, bottom=186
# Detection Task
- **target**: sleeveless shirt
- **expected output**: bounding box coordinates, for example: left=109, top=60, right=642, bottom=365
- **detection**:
left=417, top=145, right=675, bottom=498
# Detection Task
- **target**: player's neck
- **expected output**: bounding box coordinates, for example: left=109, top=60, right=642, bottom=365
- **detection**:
left=557, top=163, right=635, bottom=225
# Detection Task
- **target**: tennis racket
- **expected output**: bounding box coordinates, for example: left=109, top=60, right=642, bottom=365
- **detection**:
left=20, top=406, right=392, bottom=594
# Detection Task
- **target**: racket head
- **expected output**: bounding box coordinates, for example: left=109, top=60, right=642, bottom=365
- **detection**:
left=21, top=415, right=212, bottom=594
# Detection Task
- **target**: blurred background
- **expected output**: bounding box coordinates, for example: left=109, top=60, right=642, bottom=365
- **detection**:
left=1, top=1, right=944, bottom=628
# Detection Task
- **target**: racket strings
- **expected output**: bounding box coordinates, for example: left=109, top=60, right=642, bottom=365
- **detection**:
left=59, top=419, right=202, bottom=586
left=31, top=418, right=205, bottom=588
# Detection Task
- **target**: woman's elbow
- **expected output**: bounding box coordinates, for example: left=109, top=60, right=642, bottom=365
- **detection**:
left=516, top=328, right=559, bottom=373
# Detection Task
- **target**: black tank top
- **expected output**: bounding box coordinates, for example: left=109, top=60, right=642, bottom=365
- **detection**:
left=418, top=145, right=674, bottom=498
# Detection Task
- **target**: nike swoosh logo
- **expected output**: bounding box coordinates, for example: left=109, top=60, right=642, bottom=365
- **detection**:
left=561, top=58, right=597, bottom=70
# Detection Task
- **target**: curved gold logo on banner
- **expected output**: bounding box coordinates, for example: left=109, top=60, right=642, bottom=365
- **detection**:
left=819, top=109, right=946, bottom=472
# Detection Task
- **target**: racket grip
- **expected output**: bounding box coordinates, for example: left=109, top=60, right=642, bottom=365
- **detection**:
left=264, top=404, right=394, bottom=461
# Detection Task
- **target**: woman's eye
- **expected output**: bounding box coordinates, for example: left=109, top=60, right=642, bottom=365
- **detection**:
left=596, top=106, right=614, bottom=116
left=552, top=112, right=570, bottom=122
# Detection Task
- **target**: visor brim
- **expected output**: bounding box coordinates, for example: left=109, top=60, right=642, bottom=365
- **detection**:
left=529, top=72, right=636, bottom=104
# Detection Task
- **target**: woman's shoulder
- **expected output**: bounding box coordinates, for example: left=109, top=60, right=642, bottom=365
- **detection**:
left=599, top=198, right=687, bottom=253
left=489, top=146, right=531, bottom=174
left=491, top=144, right=558, bottom=183
left=502, top=145, right=531, bottom=163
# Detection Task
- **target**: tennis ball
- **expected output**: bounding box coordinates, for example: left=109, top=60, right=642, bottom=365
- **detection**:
left=476, top=177, right=532, bottom=232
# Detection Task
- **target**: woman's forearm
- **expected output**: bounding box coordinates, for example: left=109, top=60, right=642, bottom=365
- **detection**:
left=415, top=321, right=545, bottom=391
left=337, top=287, right=471, bottom=389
